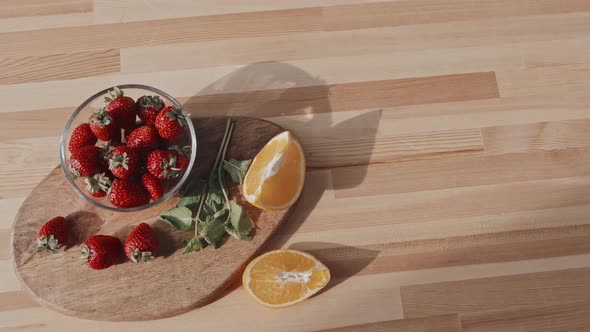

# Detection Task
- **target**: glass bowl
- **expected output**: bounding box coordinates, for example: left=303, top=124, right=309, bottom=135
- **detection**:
left=60, top=84, right=197, bottom=212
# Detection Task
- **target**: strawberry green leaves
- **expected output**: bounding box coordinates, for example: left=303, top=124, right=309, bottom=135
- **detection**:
left=158, top=118, right=253, bottom=254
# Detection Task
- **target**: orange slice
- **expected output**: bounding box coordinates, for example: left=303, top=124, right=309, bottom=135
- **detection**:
left=242, top=250, right=330, bottom=308
left=243, top=131, right=305, bottom=210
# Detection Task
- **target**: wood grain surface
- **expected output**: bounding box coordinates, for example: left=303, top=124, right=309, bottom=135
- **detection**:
left=11, top=117, right=292, bottom=321
left=2, top=0, right=590, bottom=330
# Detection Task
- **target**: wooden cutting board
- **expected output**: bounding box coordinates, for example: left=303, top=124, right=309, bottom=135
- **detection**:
left=11, top=117, right=293, bottom=321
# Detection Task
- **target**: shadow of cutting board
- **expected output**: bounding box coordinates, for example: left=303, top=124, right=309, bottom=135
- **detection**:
left=11, top=117, right=294, bottom=321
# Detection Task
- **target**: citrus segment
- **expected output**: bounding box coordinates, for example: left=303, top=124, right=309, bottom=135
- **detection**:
left=242, top=250, right=330, bottom=308
left=243, top=131, right=305, bottom=210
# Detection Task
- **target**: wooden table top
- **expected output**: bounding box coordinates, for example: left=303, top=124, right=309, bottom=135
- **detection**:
left=2, top=1, right=590, bottom=331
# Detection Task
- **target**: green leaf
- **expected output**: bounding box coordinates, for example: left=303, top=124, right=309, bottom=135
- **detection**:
left=178, top=178, right=206, bottom=209
left=183, top=237, right=206, bottom=254
left=198, top=209, right=228, bottom=248
left=226, top=200, right=253, bottom=241
left=199, top=174, right=223, bottom=218
left=159, top=206, right=193, bottom=231
left=222, top=159, right=252, bottom=184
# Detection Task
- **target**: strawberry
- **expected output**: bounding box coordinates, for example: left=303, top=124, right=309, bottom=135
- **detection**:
left=84, top=172, right=113, bottom=197
left=124, top=223, right=157, bottom=263
left=98, top=140, right=121, bottom=169
left=168, top=146, right=191, bottom=172
left=146, top=149, right=181, bottom=180
left=127, top=126, right=159, bottom=154
left=89, top=109, right=118, bottom=141
left=108, top=146, right=140, bottom=180
left=108, top=179, right=150, bottom=208
left=69, top=123, right=97, bottom=153
left=105, top=87, right=136, bottom=131
left=70, top=145, right=101, bottom=177
left=141, top=173, right=164, bottom=201
left=136, top=95, right=165, bottom=126
left=155, top=106, right=187, bottom=139
left=81, top=235, right=123, bottom=270
left=37, top=216, right=68, bottom=253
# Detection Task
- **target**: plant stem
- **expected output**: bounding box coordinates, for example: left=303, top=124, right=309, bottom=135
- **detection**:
left=218, top=120, right=234, bottom=213
left=193, top=118, right=234, bottom=236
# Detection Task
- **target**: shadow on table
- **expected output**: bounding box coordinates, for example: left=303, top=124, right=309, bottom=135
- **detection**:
left=182, top=61, right=381, bottom=298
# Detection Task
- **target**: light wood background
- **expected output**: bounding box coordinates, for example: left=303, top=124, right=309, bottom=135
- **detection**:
left=2, top=0, right=590, bottom=331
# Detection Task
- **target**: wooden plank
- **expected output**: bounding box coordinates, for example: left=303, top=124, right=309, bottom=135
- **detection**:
left=0, top=0, right=91, bottom=19
left=0, top=230, right=8, bottom=260
left=333, top=146, right=590, bottom=199
left=183, top=72, right=499, bottom=118
left=302, top=224, right=590, bottom=277
left=0, top=7, right=322, bottom=58
left=275, top=204, right=590, bottom=250
left=121, top=27, right=590, bottom=74
left=295, top=176, right=590, bottom=233
left=0, top=13, right=92, bottom=33
left=401, top=267, right=590, bottom=318
left=0, top=261, right=20, bottom=293
left=461, top=301, right=590, bottom=332
left=483, top=120, right=590, bottom=155
left=0, top=138, right=60, bottom=199
left=0, top=49, right=120, bottom=85
left=319, top=314, right=461, bottom=332
left=303, top=128, right=483, bottom=168
left=323, top=0, right=590, bottom=31
left=0, top=109, right=70, bottom=141
left=93, top=0, right=386, bottom=24
left=0, top=198, right=25, bottom=229
left=0, top=291, right=39, bottom=312
left=497, top=65, right=590, bottom=97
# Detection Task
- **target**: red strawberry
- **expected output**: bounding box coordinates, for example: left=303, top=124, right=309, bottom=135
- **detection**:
left=81, top=235, right=123, bottom=270
left=69, top=123, right=97, bottom=153
left=37, top=216, right=68, bottom=253
left=127, top=126, right=159, bottom=154
left=84, top=172, right=113, bottom=197
left=89, top=109, right=117, bottom=141
left=124, top=223, right=158, bottom=263
left=136, top=95, right=165, bottom=126
left=70, top=145, right=100, bottom=177
left=108, top=146, right=140, bottom=180
left=168, top=146, right=191, bottom=172
left=146, top=149, right=181, bottom=180
left=105, top=87, right=136, bottom=131
left=108, top=179, right=150, bottom=208
left=98, top=140, right=121, bottom=169
left=155, top=106, right=187, bottom=139
left=141, top=173, right=164, bottom=201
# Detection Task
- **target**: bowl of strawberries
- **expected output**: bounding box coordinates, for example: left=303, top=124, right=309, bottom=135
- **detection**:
left=60, top=84, right=197, bottom=211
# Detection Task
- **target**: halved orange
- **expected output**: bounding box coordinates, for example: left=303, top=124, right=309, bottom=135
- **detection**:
left=242, top=249, right=330, bottom=308
left=243, top=131, right=305, bottom=210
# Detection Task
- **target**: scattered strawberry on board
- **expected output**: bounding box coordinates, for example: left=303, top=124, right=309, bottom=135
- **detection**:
left=81, top=235, right=123, bottom=270
left=124, top=223, right=158, bottom=263
left=37, top=216, right=68, bottom=254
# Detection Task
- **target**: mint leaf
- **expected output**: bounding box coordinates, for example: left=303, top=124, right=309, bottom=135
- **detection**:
left=183, top=237, right=205, bottom=254
left=222, top=159, right=251, bottom=184
left=200, top=174, right=223, bottom=217
left=226, top=200, right=253, bottom=241
left=198, top=209, right=228, bottom=248
left=178, top=178, right=206, bottom=209
left=159, top=206, right=193, bottom=231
